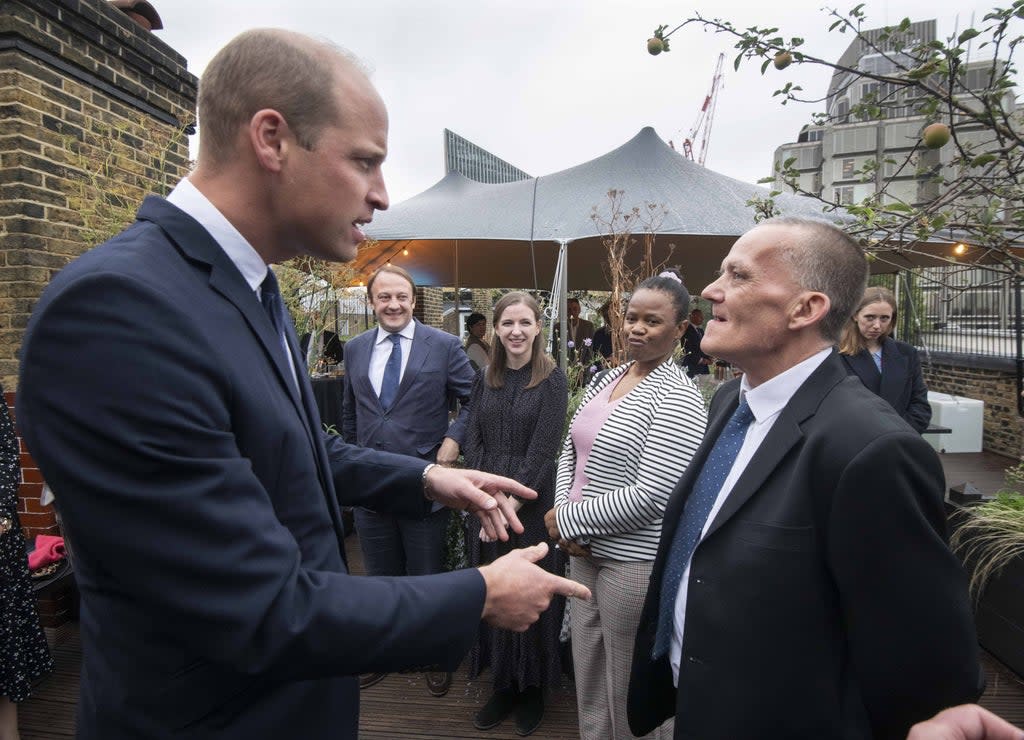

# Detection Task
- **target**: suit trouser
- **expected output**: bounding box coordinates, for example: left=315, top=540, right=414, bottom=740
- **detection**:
left=354, top=506, right=449, bottom=576
left=569, top=555, right=673, bottom=740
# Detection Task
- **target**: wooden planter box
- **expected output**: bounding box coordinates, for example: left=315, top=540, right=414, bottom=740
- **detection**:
left=974, top=554, right=1024, bottom=679
left=947, top=497, right=1024, bottom=680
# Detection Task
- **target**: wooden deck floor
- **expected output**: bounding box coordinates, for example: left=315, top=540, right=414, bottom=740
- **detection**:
left=16, top=451, right=1024, bottom=737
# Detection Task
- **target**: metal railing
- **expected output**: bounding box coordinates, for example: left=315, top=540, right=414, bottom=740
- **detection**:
left=880, top=267, right=1024, bottom=416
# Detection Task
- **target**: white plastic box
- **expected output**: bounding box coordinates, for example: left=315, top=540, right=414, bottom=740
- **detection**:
left=925, top=391, right=984, bottom=453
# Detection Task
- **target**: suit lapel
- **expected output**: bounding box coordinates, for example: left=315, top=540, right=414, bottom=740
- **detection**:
left=878, top=338, right=907, bottom=407
left=138, top=197, right=347, bottom=549
left=702, top=353, right=848, bottom=539
left=846, top=350, right=881, bottom=394
left=354, top=334, right=379, bottom=407
left=393, top=321, right=431, bottom=407
left=139, top=198, right=304, bottom=417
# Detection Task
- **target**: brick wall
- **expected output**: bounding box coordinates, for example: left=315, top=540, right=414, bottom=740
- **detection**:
left=413, top=287, right=446, bottom=330
left=0, top=0, right=197, bottom=390
left=923, top=359, right=1024, bottom=459
left=6, top=389, right=74, bottom=626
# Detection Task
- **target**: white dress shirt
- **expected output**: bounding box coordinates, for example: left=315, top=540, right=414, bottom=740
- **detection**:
left=369, top=322, right=416, bottom=399
left=670, top=347, right=832, bottom=683
left=166, top=179, right=298, bottom=388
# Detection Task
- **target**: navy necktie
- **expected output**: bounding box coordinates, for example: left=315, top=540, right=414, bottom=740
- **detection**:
left=653, top=398, right=755, bottom=658
left=260, top=270, right=286, bottom=340
left=260, top=270, right=293, bottom=368
left=379, top=333, right=402, bottom=410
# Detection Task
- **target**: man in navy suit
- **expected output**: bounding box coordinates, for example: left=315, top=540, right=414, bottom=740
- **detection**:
left=17, top=29, right=587, bottom=740
left=628, top=217, right=982, bottom=739
left=342, top=263, right=475, bottom=695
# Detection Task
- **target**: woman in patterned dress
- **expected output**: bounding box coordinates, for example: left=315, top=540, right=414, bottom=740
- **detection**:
left=463, top=292, right=568, bottom=737
left=0, top=386, right=54, bottom=739
left=545, top=271, right=708, bottom=740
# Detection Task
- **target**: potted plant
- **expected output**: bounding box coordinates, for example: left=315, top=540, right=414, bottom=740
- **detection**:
left=950, top=465, right=1024, bottom=679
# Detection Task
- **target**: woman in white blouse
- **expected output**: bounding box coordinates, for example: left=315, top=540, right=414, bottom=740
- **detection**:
left=546, top=271, right=707, bottom=740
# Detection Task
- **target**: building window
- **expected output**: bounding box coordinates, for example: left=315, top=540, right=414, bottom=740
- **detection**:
left=834, top=99, right=850, bottom=124
left=833, top=127, right=877, bottom=154
left=834, top=186, right=855, bottom=205
left=842, top=158, right=855, bottom=179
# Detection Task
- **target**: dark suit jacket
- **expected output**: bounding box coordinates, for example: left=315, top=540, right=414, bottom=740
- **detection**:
left=17, top=197, right=486, bottom=739
left=340, top=320, right=473, bottom=459
left=680, top=324, right=711, bottom=376
left=841, top=336, right=932, bottom=433
left=628, top=352, right=982, bottom=740
left=553, top=318, right=595, bottom=365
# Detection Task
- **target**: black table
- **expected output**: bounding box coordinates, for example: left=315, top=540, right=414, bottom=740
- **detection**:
left=311, top=375, right=345, bottom=434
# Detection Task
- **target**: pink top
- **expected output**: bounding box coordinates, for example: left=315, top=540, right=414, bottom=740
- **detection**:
left=567, top=378, right=627, bottom=502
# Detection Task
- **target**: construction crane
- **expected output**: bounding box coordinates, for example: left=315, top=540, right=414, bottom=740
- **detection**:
left=678, top=52, right=725, bottom=167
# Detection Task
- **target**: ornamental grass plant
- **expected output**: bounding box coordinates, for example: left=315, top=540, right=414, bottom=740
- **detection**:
left=950, top=462, right=1024, bottom=601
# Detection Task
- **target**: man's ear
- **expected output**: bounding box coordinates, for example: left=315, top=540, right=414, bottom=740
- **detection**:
left=789, top=291, right=830, bottom=331
left=249, top=109, right=289, bottom=173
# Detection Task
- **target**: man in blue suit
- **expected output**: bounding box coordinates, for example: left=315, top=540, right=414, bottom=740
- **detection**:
left=16, top=29, right=587, bottom=740
left=342, top=263, right=475, bottom=695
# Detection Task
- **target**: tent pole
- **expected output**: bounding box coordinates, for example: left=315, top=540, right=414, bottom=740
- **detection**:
left=559, top=240, right=568, bottom=369
left=893, top=272, right=902, bottom=340
left=454, top=240, right=460, bottom=334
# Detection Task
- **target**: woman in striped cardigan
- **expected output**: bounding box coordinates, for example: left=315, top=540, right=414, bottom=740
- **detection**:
left=545, top=271, right=707, bottom=740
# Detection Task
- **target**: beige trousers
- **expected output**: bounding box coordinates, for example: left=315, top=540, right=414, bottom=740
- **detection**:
left=569, top=555, right=673, bottom=740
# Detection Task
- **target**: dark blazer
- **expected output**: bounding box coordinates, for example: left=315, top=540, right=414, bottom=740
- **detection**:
left=17, top=197, right=486, bottom=739
left=841, top=336, right=932, bottom=433
left=341, top=319, right=474, bottom=459
left=628, top=352, right=982, bottom=740
left=680, top=324, right=711, bottom=377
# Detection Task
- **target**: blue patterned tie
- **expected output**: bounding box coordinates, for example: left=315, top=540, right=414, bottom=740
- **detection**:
left=378, top=333, right=402, bottom=410
left=653, top=398, right=755, bottom=658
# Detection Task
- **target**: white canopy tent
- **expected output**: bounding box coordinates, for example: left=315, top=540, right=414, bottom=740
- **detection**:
left=359, top=127, right=856, bottom=363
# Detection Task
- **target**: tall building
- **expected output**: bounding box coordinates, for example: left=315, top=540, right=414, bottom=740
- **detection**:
left=771, top=20, right=1017, bottom=335
left=443, top=128, right=531, bottom=183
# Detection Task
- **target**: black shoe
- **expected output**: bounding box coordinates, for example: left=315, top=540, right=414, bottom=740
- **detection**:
left=514, top=687, right=544, bottom=737
left=473, top=688, right=518, bottom=730
left=359, top=672, right=387, bottom=689
left=425, top=670, right=452, bottom=697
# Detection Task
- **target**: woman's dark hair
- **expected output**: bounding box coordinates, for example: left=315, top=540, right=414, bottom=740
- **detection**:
left=486, top=292, right=555, bottom=390
left=465, top=312, right=486, bottom=331
left=634, top=268, right=690, bottom=324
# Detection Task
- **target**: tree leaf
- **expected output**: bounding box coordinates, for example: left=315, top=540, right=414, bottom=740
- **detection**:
left=958, top=28, right=981, bottom=44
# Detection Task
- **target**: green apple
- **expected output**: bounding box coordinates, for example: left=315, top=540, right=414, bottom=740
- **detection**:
left=647, top=37, right=664, bottom=55
left=922, top=122, right=951, bottom=149
left=773, top=51, right=793, bottom=70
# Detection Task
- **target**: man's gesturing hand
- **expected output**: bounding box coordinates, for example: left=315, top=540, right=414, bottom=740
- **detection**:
left=907, top=705, right=1024, bottom=740
left=478, top=543, right=591, bottom=632
left=424, top=466, right=535, bottom=542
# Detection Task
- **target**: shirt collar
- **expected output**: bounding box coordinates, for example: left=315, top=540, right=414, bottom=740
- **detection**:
left=166, top=178, right=268, bottom=292
left=375, top=320, right=417, bottom=345
left=740, top=347, right=832, bottom=423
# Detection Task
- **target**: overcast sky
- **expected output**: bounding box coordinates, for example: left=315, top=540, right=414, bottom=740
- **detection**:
left=155, top=1, right=1003, bottom=205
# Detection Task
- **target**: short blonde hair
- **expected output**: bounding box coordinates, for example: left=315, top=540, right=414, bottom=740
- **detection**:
left=198, top=29, right=362, bottom=165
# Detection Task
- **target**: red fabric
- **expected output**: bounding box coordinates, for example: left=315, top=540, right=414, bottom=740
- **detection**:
left=28, top=534, right=65, bottom=570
